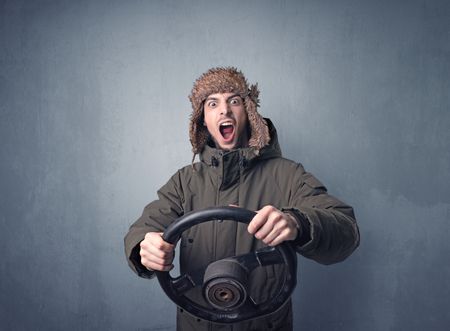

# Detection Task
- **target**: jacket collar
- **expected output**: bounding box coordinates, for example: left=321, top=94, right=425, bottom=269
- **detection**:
left=198, top=119, right=281, bottom=190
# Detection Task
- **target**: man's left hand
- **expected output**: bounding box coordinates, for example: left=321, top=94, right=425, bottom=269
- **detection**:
left=247, top=205, right=299, bottom=246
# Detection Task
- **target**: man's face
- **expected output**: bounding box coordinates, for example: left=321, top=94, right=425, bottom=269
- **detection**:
left=203, top=92, right=249, bottom=150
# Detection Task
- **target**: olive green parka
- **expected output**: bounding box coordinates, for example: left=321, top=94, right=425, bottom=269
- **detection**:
left=124, top=119, right=360, bottom=331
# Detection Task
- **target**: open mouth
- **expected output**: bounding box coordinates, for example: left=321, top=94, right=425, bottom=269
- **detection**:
left=219, top=122, right=235, bottom=141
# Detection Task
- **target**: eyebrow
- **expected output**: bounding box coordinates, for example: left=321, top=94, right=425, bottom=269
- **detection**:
left=205, top=94, right=241, bottom=102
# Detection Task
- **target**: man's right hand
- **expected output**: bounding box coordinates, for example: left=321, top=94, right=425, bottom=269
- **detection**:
left=139, top=232, right=175, bottom=272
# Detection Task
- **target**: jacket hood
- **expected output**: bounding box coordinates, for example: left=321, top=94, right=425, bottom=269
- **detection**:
left=189, top=67, right=270, bottom=155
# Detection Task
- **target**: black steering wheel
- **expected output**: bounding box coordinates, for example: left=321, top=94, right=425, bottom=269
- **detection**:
left=155, top=206, right=297, bottom=324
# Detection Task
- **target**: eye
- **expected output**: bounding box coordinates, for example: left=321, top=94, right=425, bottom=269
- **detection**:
left=230, top=98, right=241, bottom=106
left=207, top=101, right=217, bottom=108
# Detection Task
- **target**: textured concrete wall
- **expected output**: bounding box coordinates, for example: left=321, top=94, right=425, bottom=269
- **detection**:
left=1, top=1, right=449, bottom=330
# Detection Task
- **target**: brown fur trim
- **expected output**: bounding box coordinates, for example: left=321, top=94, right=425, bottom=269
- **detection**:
left=188, top=67, right=270, bottom=154
left=246, top=83, right=270, bottom=150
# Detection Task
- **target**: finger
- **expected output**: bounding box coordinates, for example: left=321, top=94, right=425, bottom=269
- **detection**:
left=140, top=237, right=173, bottom=259
left=151, top=239, right=175, bottom=255
left=255, top=223, right=275, bottom=240
left=143, top=252, right=174, bottom=268
left=267, top=229, right=289, bottom=246
left=141, top=254, right=167, bottom=267
left=145, top=232, right=175, bottom=252
left=141, top=257, right=173, bottom=272
left=261, top=224, right=283, bottom=244
left=262, top=212, right=297, bottom=245
left=248, top=206, right=273, bottom=234
left=144, top=244, right=175, bottom=260
left=140, top=248, right=174, bottom=268
left=255, top=210, right=285, bottom=240
left=254, top=214, right=279, bottom=240
left=140, top=243, right=174, bottom=262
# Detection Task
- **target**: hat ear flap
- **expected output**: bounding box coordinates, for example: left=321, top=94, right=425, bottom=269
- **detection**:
left=246, top=85, right=270, bottom=150
left=189, top=105, right=210, bottom=154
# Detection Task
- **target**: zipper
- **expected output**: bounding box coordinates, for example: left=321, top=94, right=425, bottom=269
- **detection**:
left=213, top=152, right=222, bottom=277
left=209, top=154, right=222, bottom=331
left=238, top=150, right=246, bottom=201
left=236, top=151, right=247, bottom=257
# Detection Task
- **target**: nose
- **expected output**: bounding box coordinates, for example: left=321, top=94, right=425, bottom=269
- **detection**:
left=218, top=102, right=231, bottom=115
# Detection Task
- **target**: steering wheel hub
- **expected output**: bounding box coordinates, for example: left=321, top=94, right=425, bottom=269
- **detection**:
left=205, top=278, right=246, bottom=310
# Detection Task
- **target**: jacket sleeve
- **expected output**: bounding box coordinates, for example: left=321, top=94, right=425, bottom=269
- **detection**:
left=124, top=171, right=185, bottom=278
left=283, top=164, right=360, bottom=265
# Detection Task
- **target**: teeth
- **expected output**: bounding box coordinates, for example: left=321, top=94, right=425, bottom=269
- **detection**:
left=220, top=122, right=233, bottom=126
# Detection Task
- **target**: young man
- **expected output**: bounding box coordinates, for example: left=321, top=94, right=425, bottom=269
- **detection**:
left=124, top=67, right=360, bottom=331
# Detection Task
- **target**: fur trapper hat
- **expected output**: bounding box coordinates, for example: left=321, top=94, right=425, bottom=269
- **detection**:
left=189, top=67, right=270, bottom=154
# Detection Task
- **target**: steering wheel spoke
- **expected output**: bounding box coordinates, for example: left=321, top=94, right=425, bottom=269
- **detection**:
left=227, top=246, right=285, bottom=273
left=170, top=266, right=207, bottom=295
left=171, top=274, right=196, bottom=296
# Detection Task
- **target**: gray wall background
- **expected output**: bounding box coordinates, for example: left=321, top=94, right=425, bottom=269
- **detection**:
left=1, top=0, right=449, bottom=330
